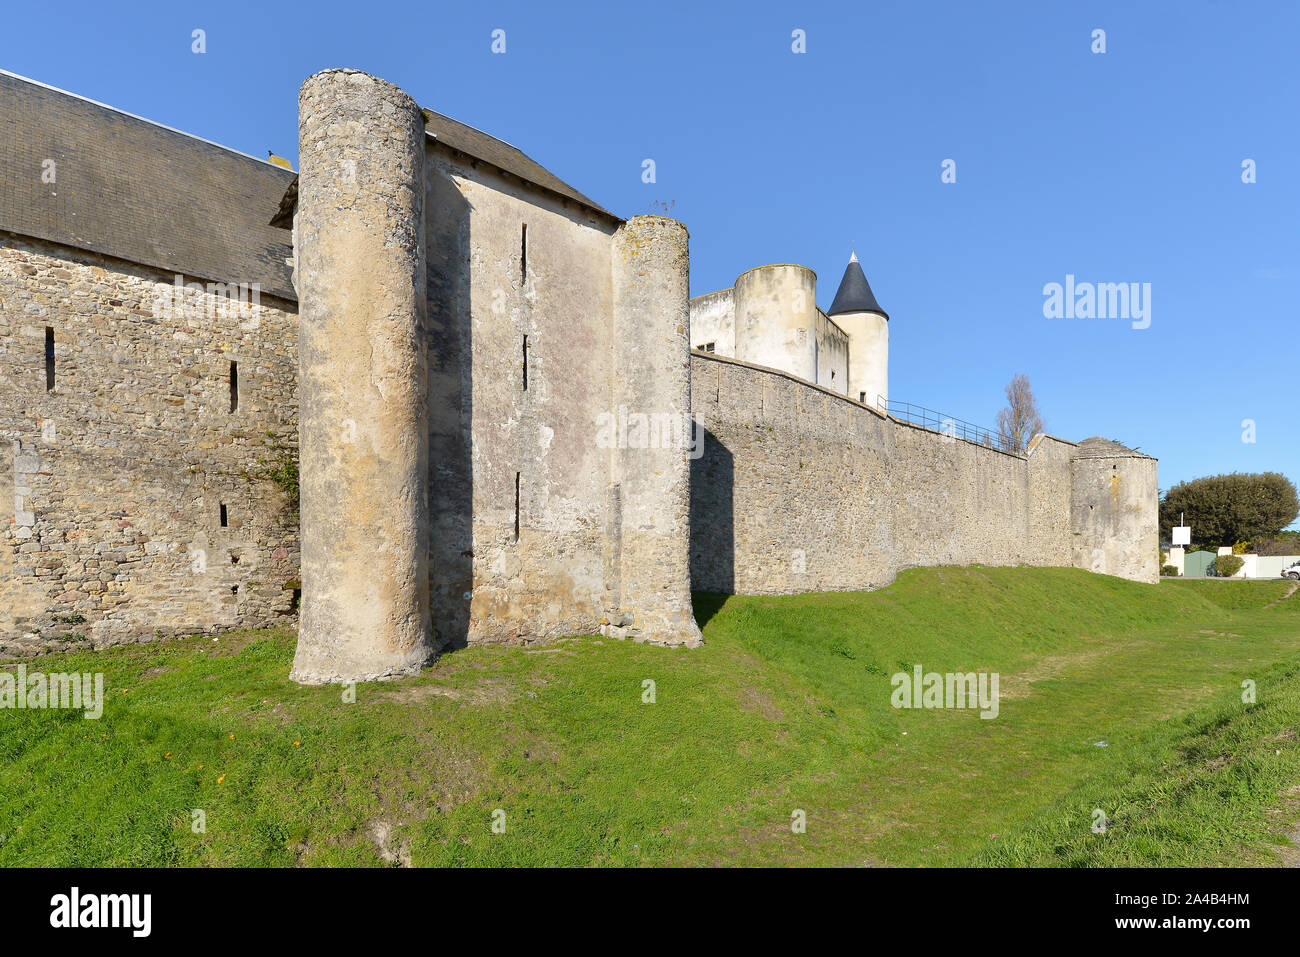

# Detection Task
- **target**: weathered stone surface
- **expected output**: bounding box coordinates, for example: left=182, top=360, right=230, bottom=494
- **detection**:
left=610, top=217, right=701, bottom=647
left=0, top=67, right=1159, bottom=677
left=423, top=130, right=620, bottom=651
left=734, top=264, right=819, bottom=384
left=1069, top=440, right=1159, bottom=584
left=689, top=352, right=1157, bottom=594
left=0, top=232, right=301, bottom=657
left=290, top=69, right=433, bottom=684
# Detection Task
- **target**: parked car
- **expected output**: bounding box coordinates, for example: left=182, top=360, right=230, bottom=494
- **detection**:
left=1284, top=561, right=1300, bottom=581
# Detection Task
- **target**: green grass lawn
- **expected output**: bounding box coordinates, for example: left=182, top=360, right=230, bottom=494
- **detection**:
left=2, top=567, right=1299, bottom=867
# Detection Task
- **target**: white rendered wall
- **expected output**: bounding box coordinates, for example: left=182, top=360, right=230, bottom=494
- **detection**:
left=837, top=309, right=889, bottom=407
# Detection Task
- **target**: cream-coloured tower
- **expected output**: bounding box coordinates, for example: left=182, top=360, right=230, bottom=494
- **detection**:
left=733, top=264, right=818, bottom=382
left=609, top=216, right=703, bottom=647
left=828, top=252, right=889, bottom=409
left=291, top=70, right=435, bottom=684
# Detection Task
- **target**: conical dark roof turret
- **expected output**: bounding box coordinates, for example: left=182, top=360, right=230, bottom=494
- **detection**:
left=827, top=252, right=888, bottom=319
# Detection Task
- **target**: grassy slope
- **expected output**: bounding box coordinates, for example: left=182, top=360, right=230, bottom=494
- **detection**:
left=1, top=567, right=1298, bottom=867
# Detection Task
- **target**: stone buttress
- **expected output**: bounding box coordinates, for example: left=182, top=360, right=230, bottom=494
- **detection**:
left=291, top=70, right=434, bottom=683
left=608, top=217, right=702, bottom=646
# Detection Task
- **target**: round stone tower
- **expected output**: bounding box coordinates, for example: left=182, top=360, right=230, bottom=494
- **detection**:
left=290, top=70, right=434, bottom=684
left=828, top=252, right=889, bottom=409
left=609, top=216, right=702, bottom=647
left=733, top=264, right=818, bottom=382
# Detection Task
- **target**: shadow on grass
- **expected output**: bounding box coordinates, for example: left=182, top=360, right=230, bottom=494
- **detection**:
left=692, top=592, right=731, bottom=631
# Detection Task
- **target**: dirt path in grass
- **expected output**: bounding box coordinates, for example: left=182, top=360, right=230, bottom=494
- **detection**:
left=1263, top=582, right=1300, bottom=609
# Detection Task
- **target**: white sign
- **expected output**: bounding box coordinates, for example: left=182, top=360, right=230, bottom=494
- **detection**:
left=1172, top=526, right=1191, bottom=546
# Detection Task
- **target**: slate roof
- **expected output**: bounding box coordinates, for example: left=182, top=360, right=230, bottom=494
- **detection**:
left=420, top=107, right=615, bottom=220
left=0, top=71, right=619, bottom=301
left=0, top=70, right=297, bottom=300
left=1073, top=437, right=1152, bottom=459
left=827, top=252, right=887, bottom=319
left=271, top=105, right=620, bottom=229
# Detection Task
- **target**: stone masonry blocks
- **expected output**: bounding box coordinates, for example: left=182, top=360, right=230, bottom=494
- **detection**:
left=0, top=68, right=1160, bottom=671
left=688, top=352, right=1159, bottom=596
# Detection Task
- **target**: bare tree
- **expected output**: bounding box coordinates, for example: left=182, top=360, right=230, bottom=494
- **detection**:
left=995, top=373, right=1044, bottom=453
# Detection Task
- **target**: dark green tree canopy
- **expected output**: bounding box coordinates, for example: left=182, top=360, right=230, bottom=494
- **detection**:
left=1159, top=472, right=1299, bottom=546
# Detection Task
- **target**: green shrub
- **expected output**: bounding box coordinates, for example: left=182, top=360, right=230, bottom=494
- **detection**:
left=1212, top=555, right=1245, bottom=578
left=1160, top=472, right=1299, bottom=544
left=1161, top=565, right=1180, bottom=577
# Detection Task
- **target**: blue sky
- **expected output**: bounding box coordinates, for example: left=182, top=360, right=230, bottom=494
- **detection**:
left=7, top=1, right=1298, bottom=522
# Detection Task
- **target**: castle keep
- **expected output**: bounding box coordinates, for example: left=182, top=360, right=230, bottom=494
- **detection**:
left=0, top=69, right=1159, bottom=682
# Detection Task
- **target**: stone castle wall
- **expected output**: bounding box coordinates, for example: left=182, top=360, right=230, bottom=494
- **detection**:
left=688, top=351, right=1156, bottom=595
left=422, top=137, right=621, bottom=650
left=690, top=353, right=894, bottom=594
left=422, top=130, right=703, bottom=650
left=0, top=68, right=1158, bottom=671
left=1070, top=453, right=1159, bottom=582
left=813, top=308, right=849, bottom=393
left=889, top=417, right=1032, bottom=571
left=289, top=69, right=700, bottom=674
left=1026, top=434, right=1076, bottom=564
left=0, top=231, right=301, bottom=654
left=0, top=225, right=1158, bottom=658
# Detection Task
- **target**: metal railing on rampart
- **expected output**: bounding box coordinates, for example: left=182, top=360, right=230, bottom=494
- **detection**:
left=877, top=396, right=1006, bottom=450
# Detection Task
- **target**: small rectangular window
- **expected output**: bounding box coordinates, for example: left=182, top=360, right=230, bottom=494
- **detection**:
left=859, top=392, right=866, bottom=403
left=219, top=503, right=228, bottom=528
left=514, top=472, right=521, bottom=542
left=697, top=342, right=716, bottom=353
left=229, top=360, right=239, bottom=412
left=521, top=223, right=528, bottom=284
left=522, top=335, right=528, bottom=391
left=44, top=327, right=54, bottom=391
